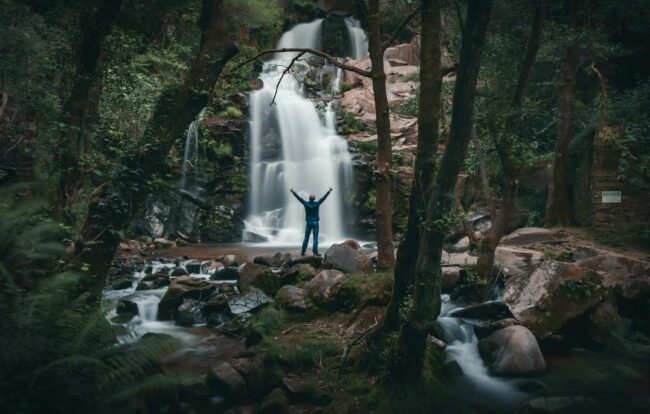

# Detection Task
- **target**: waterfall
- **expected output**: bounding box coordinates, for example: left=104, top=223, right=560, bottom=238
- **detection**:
left=345, top=17, right=368, bottom=60
left=180, top=108, right=207, bottom=197
left=243, top=19, right=366, bottom=245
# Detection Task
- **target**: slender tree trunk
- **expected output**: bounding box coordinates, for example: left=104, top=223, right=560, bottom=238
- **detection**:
left=57, top=0, right=123, bottom=223
left=379, top=0, right=442, bottom=332
left=72, top=0, right=238, bottom=295
left=546, top=0, right=580, bottom=226
left=476, top=0, right=544, bottom=280
left=368, top=0, right=395, bottom=269
left=393, top=0, right=493, bottom=379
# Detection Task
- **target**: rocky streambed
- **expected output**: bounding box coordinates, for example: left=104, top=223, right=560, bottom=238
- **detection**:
left=103, top=229, right=650, bottom=413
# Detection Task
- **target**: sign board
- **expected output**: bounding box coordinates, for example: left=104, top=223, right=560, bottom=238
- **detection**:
left=602, top=190, right=622, bottom=204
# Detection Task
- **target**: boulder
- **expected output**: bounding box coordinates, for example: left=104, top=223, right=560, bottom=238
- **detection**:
left=221, top=254, right=238, bottom=267
left=253, top=255, right=273, bottom=267
left=500, top=227, right=556, bottom=246
left=238, top=262, right=281, bottom=296
left=275, top=285, right=306, bottom=311
left=503, top=260, right=606, bottom=339
left=441, top=266, right=463, bottom=291
left=449, top=301, right=514, bottom=320
left=305, top=269, right=347, bottom=310
left=228, top=288, right=269, bottom=315
left=290, top=255, right=323, bottom=268
left=185, top=261, right=209, bottom=274
left=449, top=236, right=470, bottom=253
left=111, top=277, right=132, bottom=290
left=384, top=39, right=420, bottom=66
left=478, top=325, right=546, bottom=376
left=157, top=276, right=216, bottom=320
left=153, top=238, right=175, bottom=248
left=204, top=293, right=230, bottom=315
left=206, top=361, right=246, bottom=401
left=116, top=299, right=138, bottom=315
left=578, top=252, right=650, bottom=300
left=174, top=298, right=205, bottom=327
left=586, top=295, right=626, bottom=344
left=281, top=374, right=330, bottom=404
left=170, top=266, right=189, bottom=277
left=259, top=388, right=289, bottom=414
left=324, top=243, right=359, bottom=273
left=473, top=318, right=519, bottom=339
left=442, top=251, right=478, bottom=267
left=136, top=271, right=170, bottom=290
left=495, top=246, right=544, bottom=279
left=282, top=263, right=318, bottom=284
left=211, top=266, right=240, bottom=281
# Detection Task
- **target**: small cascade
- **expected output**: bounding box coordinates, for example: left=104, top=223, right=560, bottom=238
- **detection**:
left=437, top=295, right=527, bottom=411
left=243, top=18, right=366, bottom=245
left=180, top=108, right=207, bottom=198
left=345, top=17, right=368, bottom=60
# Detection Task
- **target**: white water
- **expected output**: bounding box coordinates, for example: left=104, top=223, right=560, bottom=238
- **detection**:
left=180, top=108, right=207, bottom=196
left=345, top=17, right=368, bottom=60
left=438, top=295, right=527, bottom=410
left=243, top=19, right=365, bottom=245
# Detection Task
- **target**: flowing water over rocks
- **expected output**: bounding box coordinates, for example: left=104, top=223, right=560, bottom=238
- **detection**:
left=243, top=18, right=364, bottom=245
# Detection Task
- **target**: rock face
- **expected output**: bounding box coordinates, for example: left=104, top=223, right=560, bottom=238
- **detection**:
left=238, top=262, right=280, bottom=296
left=503, top=260, right=606, bottom=339
left=158, top=276, right=215, bottom=320
left=500, top=227, right=556, bottom=246
left=495, top=246, right=544, bottom=278
left=578, top=252, right=650, bottom=300
left=324, top=243, right=359, bottom=273
left=305, top=270, right=347, bottom=310
left=206, top=361, right=246, bottom=401
left=478, top=325, right=546, bottom=376
left=275, top=285, right=306, bottom=311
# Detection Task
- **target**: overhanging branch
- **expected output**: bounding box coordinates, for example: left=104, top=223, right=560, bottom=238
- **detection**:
left=382, top=4, right=422, bottom=51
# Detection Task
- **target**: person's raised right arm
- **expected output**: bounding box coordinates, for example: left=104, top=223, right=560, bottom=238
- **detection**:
left=290, top=188, right=307, bottom=205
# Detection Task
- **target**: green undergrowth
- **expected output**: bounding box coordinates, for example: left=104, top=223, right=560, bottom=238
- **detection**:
left=338, top=271, right=393, bottom=310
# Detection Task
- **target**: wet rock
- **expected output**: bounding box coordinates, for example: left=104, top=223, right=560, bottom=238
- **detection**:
left=221, top=254, right=238, bottom=267
left=441, top=266, right=463, bottom=291
left=259, top=388, right=289, bottom=414
left=212, top=266, right=240, bottom=281
left=503, top=260, right=606, bottom=339
left=275, top=285, right=306, bottom=311
left=111, top=314, right=135, bottom=324
left=238, top=262, right=281, bottom=296
left=185, top=261, right=209, bottom=274
left=517, top=396, right=597, bottom=413
left=282, top=263, right=318, bottom=284
left=204, top=293, right=230, bottom=315
left=500, top=227, right=556, bottom=246
left=111, top=277, right=132, bottom=290
left=449, top=301, right=514, bottom=320
left=305, top=269, right=347, bottom=310
left=228, top=288, right=269, bottom=315
left=153, top=238, right=175, bottom=248
left=206, top=361, right=246, bottom=402
left=170, top=266, right=189, bottom=277
left=290, top=255, right=323, bottom=268
left=158, top=276, right=216, bottom=320
left=116, top=299, right=138, bottom=315
left=324, top=243, right=359, bottom=273
left=136, top=271, right=170, bottom=290
left=175, top=298, right=205, bottom=327
left=442, top=251, right=478, bottom=267
left=495, top=246, right=544, bottom=279
left=473, top=318, right=519, bottom=339
left=282, top=374, right=330, bottom=404
left=478, top=325, right=546, bottom=376
left=253, top=255, right=273, bottom=267
left=449, top=236, right=470, bottom=253
left=254, top=252, right=287, bottom=268
left=428, top=335, right=446, bottom=350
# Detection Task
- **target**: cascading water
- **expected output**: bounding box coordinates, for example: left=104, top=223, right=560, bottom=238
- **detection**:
left=180, top=108, right=207, bottom=197
left=243, top=19, right=364, bottom=245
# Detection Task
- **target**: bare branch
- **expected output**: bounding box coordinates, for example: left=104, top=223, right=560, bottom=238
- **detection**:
left=231, top=48, right=372, bottom=77
left=269, top=51, right=307, bottom=106
left=590, top=61, right=607, bottom=129
left=382, top=4, right=422, bottom=51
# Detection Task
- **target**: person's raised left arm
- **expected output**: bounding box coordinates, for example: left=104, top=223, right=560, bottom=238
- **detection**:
left=317, top=187, right=333, bottom=205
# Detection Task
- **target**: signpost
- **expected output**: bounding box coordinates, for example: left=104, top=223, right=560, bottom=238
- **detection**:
left=602, top=190, right=622, bottom=204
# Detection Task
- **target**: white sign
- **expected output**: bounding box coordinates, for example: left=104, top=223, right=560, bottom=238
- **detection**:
left=602, top=190, right=622, bottom=204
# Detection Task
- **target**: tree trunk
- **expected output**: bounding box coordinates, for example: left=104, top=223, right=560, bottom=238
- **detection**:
left=475, top=0, right=544, bottom=280
left=72, top=0, right=238, bottom=295
left=57, top=0, right=123, bottom=223
left=367, top=0, right=395, bottom=269
left=380, top=0, right=442, bottom=332
left=546, top=0, right=580, bottom=226
left=393, top=0, right=493, bottom=379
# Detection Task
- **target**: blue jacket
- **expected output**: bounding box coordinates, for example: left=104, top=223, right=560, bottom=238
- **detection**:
left=291, top=189, right=331, bottom=222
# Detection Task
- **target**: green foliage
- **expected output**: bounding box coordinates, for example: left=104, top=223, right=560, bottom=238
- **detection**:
left=338, top=271, right=393, bottom=310
left=341, top=110, right=368, bottom=134
left=391, top=90, right=420, bottom=117
left=218, top=105, right=244, bottom=119
left=244, top=307, right=286, bottom=341
left=261, top=332, right=339, bottom=370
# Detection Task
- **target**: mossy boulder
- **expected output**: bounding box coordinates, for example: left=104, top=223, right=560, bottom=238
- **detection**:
left=158, top=276, right=216, bottom=320
left=336, top=272, right=393, bottom=310
left=238, top=262, right=282, bottom=296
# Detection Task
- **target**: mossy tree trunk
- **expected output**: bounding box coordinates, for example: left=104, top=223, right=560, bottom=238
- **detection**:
left=73, top=0, right=238, bottom=295
left=392, top=0, right=493, bottom=379
left=57, top=0, right=123, bottom=223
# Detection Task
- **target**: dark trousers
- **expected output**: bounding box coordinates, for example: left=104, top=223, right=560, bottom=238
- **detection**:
left=301, top=221, right=319, bottom=254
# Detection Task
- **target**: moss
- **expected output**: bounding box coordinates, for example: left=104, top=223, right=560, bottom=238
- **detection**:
left=260, top=330, right=340, bottom=370
left=244, top=307, right=286, bottom=345
left=341, top=110, right=367, bottom=135
left=337, top=271, right=393, bottom=310
left=218, top=105, right=244, bottom=119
